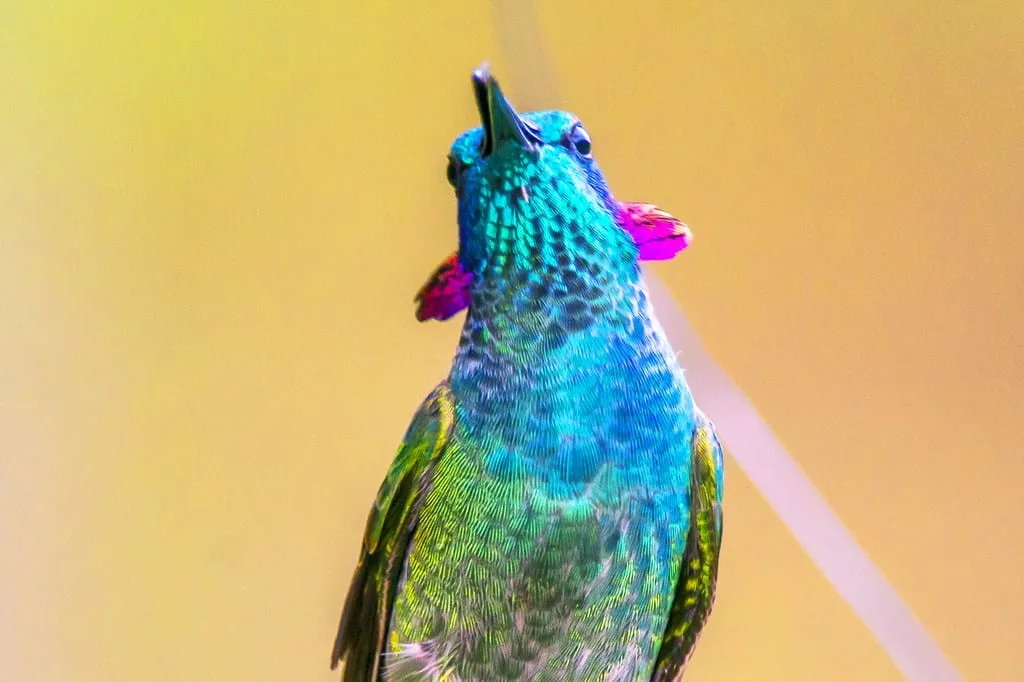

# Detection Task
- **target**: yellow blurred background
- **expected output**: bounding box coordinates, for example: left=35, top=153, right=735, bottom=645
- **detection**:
left=2, top=2, right=1022, bottom=680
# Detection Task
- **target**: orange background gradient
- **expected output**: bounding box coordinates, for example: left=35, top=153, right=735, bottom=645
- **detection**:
left=2, top=2, right=1022, bottom=680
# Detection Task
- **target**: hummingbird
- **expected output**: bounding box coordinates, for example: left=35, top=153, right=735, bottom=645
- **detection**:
left=331, top=64, right=724, bottom=681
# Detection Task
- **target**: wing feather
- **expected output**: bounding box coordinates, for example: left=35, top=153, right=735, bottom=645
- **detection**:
left=331, top=383, right=455, bottom=681
left=651, top=408, right=725, bottom=681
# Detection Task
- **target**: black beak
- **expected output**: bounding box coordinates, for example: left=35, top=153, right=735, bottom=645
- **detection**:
left=472, top=63, right=539, bottom=157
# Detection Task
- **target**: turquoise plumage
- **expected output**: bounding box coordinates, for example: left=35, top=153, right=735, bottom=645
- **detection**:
left=332, top=65, right=724, bottom=681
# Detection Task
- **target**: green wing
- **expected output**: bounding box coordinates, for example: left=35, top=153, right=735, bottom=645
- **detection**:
left=330, top=383, right=455, bottom=682
left=651, top=408, right=725, bottom=681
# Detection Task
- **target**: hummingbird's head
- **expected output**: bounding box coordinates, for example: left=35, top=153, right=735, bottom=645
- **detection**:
left=446, top=64, right=635, bottom=284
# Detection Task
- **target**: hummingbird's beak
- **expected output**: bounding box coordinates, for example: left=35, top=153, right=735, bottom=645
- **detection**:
left=472, top=63, right=539, bottom=157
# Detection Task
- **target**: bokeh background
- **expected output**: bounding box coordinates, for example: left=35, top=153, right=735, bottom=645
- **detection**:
left=2, top=2, right=1022, bottom=680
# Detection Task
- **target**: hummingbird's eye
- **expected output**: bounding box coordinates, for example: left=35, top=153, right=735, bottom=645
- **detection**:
left=568, top=125, right=592, bottom=158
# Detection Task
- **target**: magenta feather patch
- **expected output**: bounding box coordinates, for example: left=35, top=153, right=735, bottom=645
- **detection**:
left=414, top=252, right=473, bottom=322
left=616, top=202, right=692, bottom=261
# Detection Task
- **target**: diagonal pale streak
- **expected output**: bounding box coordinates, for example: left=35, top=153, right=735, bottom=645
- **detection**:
left=489, top=2, right=961, bottom=680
